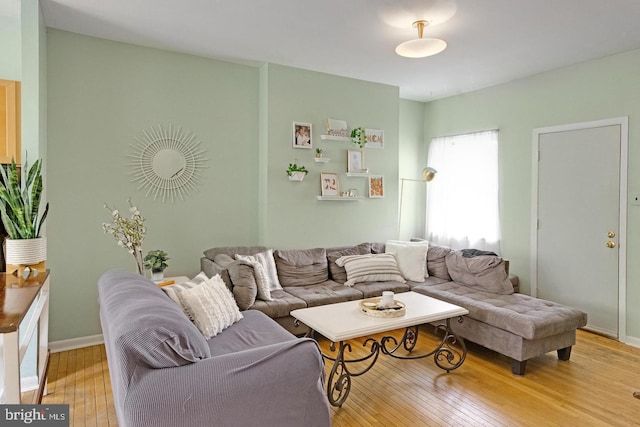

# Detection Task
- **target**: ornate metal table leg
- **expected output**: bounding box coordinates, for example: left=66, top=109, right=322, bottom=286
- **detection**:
left=323, top=339, right=381, bottom=407
left=326, top=341, right=351, bottom=407
left=634, top=391, right=640, bottom=399
left=434, top=317, right=467, bottom=372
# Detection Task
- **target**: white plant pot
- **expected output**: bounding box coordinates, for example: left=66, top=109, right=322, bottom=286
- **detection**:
left=5, top=237, right=47, bottom=265
left=151, top=270, right=164, bottom=281
left=289, top=171, right=306, bottom=181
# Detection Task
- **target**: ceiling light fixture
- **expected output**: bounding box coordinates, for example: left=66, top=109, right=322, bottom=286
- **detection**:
left=395, top=20, right=447, bottom=58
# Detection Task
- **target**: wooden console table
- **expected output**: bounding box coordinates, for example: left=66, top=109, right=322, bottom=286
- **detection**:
left=0, top=271, right=50, bottom=403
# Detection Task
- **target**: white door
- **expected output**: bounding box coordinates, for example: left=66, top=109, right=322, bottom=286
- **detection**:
left=533, top=118, right=627, bottom=338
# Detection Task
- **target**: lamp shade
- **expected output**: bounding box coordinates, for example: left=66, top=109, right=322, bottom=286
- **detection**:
left=422, top=167, right=437, bottom=181
left=395, top=38, right=447, bottom=58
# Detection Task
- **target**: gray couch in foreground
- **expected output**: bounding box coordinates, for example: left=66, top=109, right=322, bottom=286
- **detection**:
left=98, top=270, right=331, bottom=427
left=201, top=242, right=587, bottom=375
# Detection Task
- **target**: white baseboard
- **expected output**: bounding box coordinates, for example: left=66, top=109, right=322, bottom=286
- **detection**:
left=49, top=334, right=104, bottom=353
left=623, top=335, right=640, bottom=349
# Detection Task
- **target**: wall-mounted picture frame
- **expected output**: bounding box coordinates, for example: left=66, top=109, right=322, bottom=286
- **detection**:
left=321, top=172, right=340, bottom=196
left=365, top=128, right=384, bottom=149
left=293, top=122, right=312, bottom=148
left=369, top=175, right=384, bottom=198
left=327, top=118, right=349, bottom=137
left=347, top=150, right=365, bottom=173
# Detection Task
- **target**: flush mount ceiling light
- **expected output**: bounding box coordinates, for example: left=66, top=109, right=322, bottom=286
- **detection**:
left=395, top=20, right=447, bottom=58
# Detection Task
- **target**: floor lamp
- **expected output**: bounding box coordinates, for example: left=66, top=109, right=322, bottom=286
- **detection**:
left=397, top=167, right=437, bottom=239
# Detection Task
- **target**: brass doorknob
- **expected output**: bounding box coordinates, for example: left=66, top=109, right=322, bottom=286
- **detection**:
left=608, top=231, right=616, bottom=238
left=605, top=241, right=616, bottom=248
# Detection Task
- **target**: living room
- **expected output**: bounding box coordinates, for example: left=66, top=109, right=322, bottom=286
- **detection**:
left=2, top=0, right=640, bottom=425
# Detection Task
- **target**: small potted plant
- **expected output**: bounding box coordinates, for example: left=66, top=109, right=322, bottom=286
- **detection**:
left=144, top=249, right=169, bottom=281
left=315, top=148, right=323, bottom=158
left=351, top=127, right=366, bottom=149
left=286, top=162, right=308, bottom=181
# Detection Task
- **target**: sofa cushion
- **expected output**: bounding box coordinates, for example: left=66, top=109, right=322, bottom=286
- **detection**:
left=234, top=257, right=273, bottom=301
left=412, top=281, right=587, bottom=340
left=236, top=249, right=282, bottom=291
left=97, top=270, right=211, bottom=368
left=285, top=280, right=363, bottom=307
left=385, top=240, right=429, bottom=281
left=226, top=262, right=258, bottom=310
left=352, top=280, right=411, bottom=298
left=275, top=248, right=329, bottom=287
left=445, top=251, right=514, bottom=295
left=336, top=254, right=406, bottom=287
left=327, top=243, right=371, bottom=284
left=427, top=244, right=454, bottom=280
left=250, top=289, right=307, bottom=318
left=177, top=275, right=244, bottom=339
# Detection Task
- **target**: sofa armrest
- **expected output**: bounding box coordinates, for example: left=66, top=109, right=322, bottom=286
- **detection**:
left=123, top=338, right=330, bottom=427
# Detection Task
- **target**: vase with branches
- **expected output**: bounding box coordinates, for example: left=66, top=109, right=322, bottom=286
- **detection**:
left=102, top=199, right=146, bottom=274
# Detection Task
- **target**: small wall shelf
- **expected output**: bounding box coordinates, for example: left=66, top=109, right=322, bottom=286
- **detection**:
left=314, top=157, right=330, bottom=163
left=320, top=135, right=351, bottom=142
left=316, top=196, right=362, bottom=201
left=346, top=172, right=370, bottom=177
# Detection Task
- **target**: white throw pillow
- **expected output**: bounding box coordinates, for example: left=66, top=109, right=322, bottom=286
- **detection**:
left=161, top=271, right=210, bottom=319
left=385, top=240, right=430, bottom=281
left=335, top=254, right=406, bottom=287
left=177, top=274, right=243, bottom=339
left=236, top=249, right=282, bottom=291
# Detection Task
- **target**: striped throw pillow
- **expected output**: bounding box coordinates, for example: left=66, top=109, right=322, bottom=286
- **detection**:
left=335, top=254, right=406, bottom=287
left=176, top=275, right=243, bottom=339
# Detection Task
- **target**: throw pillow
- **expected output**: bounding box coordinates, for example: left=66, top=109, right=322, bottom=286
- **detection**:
left=234, top=258, right=273, bottom=301
left=385, top=240, right=429, bottom=281
left=327, top=243, right=371, bottom=283
left=226, top=262, right=258, bottom=310
left=177, top=275, right=244, bottom=339
left=445, top=251, right=514, bottom=295
left=427, top=244, right=454, bottom=280
left=236, top=249, right=282, bottom=291
left=161, top=272, right=210, bottom=319
left=335, top=254, right=406, bottom=287
left=274, top=248, right=329, bottom=286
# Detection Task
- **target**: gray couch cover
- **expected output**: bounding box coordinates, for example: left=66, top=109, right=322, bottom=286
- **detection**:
left=98, top=270, right=330, bottom=427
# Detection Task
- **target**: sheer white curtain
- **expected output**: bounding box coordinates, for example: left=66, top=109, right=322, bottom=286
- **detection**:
left=425, top=130, right=501, bottom=252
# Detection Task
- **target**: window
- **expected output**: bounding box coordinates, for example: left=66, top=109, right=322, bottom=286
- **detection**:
left=425, top=130, right=501, bottom=252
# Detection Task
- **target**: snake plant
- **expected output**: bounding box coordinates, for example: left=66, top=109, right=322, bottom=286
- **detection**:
left=0, top=159, right=49, bottom=239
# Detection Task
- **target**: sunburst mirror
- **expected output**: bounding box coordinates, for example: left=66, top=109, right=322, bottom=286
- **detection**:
left=128, top=125, right=207, bottom=202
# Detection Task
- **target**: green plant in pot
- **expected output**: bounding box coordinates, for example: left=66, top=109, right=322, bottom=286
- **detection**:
left=0, top=159, right=49, bottom=276
left=286, top=162, right=308, bottom=181
left=144, top=249, right=169, bottom=281
left=350, top=127, right=366, bottom=148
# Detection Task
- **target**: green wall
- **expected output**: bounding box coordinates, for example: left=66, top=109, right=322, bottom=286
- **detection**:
left=0, top=5, right=21, bottom=80
left=260, top=64, right=400, bottom=248
left=46, top=30, right=403, bottom=341
left=423, top=48, right=640, bottom=342
left=47, top=30, right=260, bottom=340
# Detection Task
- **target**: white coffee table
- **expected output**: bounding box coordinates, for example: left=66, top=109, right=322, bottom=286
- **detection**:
left=291, top=291, right=469, bottom=407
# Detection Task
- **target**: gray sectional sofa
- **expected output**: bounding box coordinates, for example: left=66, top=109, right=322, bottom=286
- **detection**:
left=98, top=270, right=331, bottom=427
left=201, top=242, right=587, bottom=375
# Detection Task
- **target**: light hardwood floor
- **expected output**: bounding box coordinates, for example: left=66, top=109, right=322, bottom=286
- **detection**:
left=39, top=329, right=640, bottom=426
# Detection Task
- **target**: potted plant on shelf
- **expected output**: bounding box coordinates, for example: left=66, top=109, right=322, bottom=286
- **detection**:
left=0, top=159, right=49, bottom=276
left=144, top=249, right=169, bottom=281
left=351, top=127, right=366, bottom=148
left=315, top=148, right=323, bottom=158
left=286, top=162, right=308, bottom=181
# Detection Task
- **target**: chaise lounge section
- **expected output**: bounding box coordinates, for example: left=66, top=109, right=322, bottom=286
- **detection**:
left=201, top=242, right=587, bottom=375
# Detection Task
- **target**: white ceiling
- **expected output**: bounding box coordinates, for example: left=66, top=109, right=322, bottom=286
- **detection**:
left=25, top=0, right=640, bottom=101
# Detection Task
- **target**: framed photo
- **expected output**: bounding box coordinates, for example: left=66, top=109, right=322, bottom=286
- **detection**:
left=347, top=150, right=365, bottom=173
left=320, top=172, right=339, bottom=197
left=365, top=128, right=384, bottom=149
left=368, top=175, right=384, bottom=198
left=327, top=118, right=349, bottom=137
left=293, top=122, right=312, bottom=149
